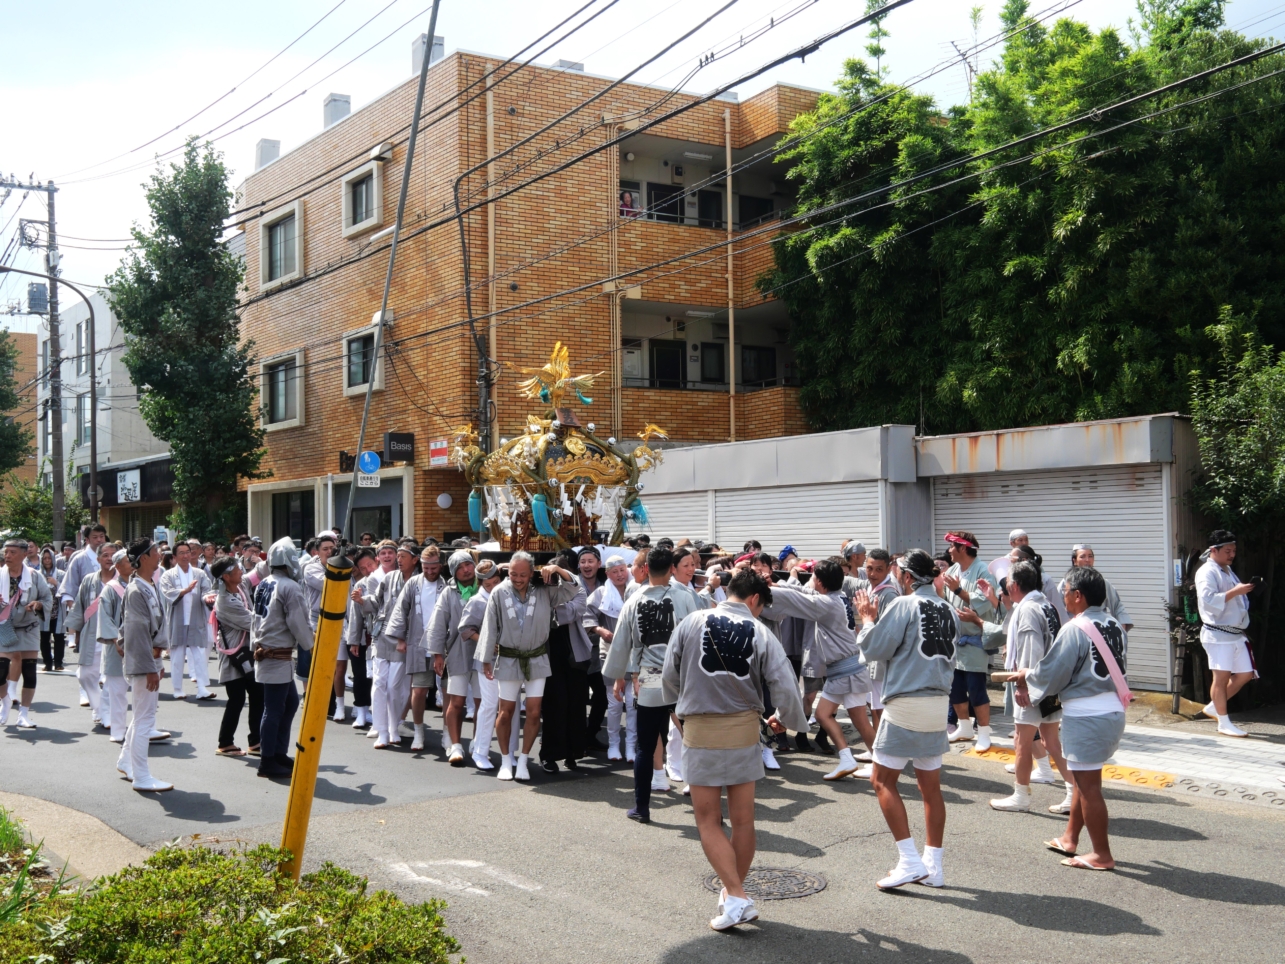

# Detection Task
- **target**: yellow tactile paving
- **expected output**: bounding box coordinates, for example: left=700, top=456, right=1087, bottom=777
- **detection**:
left=961, top=746, right=1175, bottom=789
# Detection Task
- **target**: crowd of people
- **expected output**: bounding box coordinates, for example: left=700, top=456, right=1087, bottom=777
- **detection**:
left=0, top=520, right=1260, bottom=931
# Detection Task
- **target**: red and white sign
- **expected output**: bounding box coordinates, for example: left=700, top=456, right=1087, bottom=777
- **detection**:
left=429, top=438, right=449, bottom=467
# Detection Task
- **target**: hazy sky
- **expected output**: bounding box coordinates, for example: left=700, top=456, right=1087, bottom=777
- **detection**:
left=3, top=0, right=1284, bottom=329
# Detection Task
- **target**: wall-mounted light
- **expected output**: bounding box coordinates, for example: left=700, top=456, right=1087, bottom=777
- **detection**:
left=683, top=151, right=713, bottom=161
left=624, top=151, right=635, bottom=162
left=437, top=493, right=453, bottom=509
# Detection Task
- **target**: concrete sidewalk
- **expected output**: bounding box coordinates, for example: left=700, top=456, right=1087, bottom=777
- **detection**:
left=967, top=715, right=1285, bottom=808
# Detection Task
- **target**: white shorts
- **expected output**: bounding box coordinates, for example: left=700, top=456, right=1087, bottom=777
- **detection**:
left=819, top=689, right=867, bottom=711
left=498, top=677, right=546, bottom=701
left=1203, top=641, right=1254, bottom=674
left=1066, top=759, right=1107, bottom=772
left=335, top=644, right=349, bottom=663
left=867, top=677, right=884, bottom=711
left=872, top=749, right=942, bottom=772
left=446, top=671, right=479, bottom=697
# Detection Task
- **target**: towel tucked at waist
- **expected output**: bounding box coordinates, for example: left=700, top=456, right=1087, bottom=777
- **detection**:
left=499, top=643, right=547, bottom=680
left=681, top=710, right=760, bottom=750
left=255, top=646, right=294, bottom=662
left=883, top=695, right=949, bottom=733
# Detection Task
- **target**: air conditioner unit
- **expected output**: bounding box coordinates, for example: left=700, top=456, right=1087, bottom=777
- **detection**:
left=713, top=323, right=729, bottom=340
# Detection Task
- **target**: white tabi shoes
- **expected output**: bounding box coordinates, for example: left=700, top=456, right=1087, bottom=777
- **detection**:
left=410, top=726, right=426, bottom=752
left=918, top=849, right=944, bottom=888
left=762, top=745, right=781, bottom=771
left=79, top=694, right=91, bottom=707
left=1006, top=761, right=1060, bottom=783
left=16, top=709, right=36, bottom=729
left=948, top=719, right=975, bottom=743
left=665, top=763, right=684, bottom=784
left=651, top=769, right=671, bottom=792
left=823, top=748, right=859, bottom=781
left=132, top=774, right=173, bottom=792
left=448, top=743, right=466, bottom=767
left=497, top=757, right=515, bottom=781
left=515, top=755, right=531, bottom=782
left=148, top=729, right=172, bottom=741
left=990, top=786, right=1032, bottom=812
left=607, top=741, right=623, bottom=762
left=877, top=857, right=930, bottom=890
left=854, top=764, right=874, bottom=779
left=1049, top=783, right=1075, bottom=814
left=473, top=751, right=495, bottom=770
left=710, top=895, right=758, bottom=931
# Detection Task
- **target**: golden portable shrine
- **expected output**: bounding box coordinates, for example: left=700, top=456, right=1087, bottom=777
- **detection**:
left=451, top=343, right=667, bottom=550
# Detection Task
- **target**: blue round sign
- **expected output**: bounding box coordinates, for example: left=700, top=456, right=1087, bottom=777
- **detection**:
left=358, top=450, right=381, bottom=474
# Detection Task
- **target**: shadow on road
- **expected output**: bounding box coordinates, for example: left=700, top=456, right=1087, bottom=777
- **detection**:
left=3, top=725, right=88, bottom=745
left=313, top=778, right=387, bottom=806
left=660, top=924, right=974, bottom=964
left=1107, top=817, right=1206, bottom=842
left=1113, top=861, right=1285, bottom=904
left=914, top=887, right=1162, bottom=935
left=141, top=788, right=239, bottom=824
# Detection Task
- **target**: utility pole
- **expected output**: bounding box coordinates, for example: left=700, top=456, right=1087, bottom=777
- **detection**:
left=46, top=182, right=65, bottom=544
left=0, top=178, right=67, bottom=542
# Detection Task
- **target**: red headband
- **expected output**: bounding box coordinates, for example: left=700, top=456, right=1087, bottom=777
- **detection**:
left=944, top=533, right=978, bottom=549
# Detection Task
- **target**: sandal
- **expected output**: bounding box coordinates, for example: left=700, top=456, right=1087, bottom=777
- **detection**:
left=1061, top=856, right=1112, bottom=871
left=246, top=745, right=262, bottom=757
left=217, top=745, right=246, bottom=756
left=1044, top=839, right=1076, bottom=857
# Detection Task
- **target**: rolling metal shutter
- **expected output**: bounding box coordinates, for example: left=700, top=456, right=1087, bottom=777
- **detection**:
left=714, top=481, right=882, bottom=560
left=932, top=465, right=1171, bottom=689
left=639, top=491, right=710, bottom=543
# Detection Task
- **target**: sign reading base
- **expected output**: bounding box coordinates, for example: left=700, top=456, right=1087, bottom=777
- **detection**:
left=357, top=472, right=381, bottom=488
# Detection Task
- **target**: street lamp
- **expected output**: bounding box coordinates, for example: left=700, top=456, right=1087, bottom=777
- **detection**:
left=0, top=265, right=100, bottom=522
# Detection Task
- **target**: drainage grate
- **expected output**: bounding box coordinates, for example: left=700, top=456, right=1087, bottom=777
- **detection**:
left=1173, top=778, right=1285, bottom=808
left=702, top=868, right=827, bottom=900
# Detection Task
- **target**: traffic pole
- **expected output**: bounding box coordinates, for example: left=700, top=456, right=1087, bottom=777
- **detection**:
left=279, top=551, right=354, bottom=880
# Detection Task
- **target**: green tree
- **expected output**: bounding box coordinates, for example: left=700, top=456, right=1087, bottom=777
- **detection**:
left=1188, top=307, right=1285, bottom=694
left=107, top=140, right=265, bottom=540
left=764, top=0, right=1285, bottom=433
left=865, top=0, right=891, bottom=77
left=0, top=330, right=33, bottom=474
left=0, top=463, right=87, bottom=547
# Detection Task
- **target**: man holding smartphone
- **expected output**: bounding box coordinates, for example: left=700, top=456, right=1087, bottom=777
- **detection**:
left=1195, top=530, right=1257, bottom=738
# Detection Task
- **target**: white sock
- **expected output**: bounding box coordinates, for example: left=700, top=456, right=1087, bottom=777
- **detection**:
left=1217, top=713, right=1231, bottom=726
left=654, top=767, right=666, bottom=779
left=335, top=696, right=345, bottom=711
left=1034, top=757, right=1055, bottom=776
left=502, top=753, right=514, bottom=768
left=977, top=725, right=991, bottom=739
left=413, top=723, right=424, bottom=740
left=1013, top=782, right=1031, bottom=796
left=895, top=837, right=919, bottom=863
left=837, top=746, right=856, bottom=766
left=954, top=718, right=973, bottom=735
left=517, top=752, right=529, bottom=764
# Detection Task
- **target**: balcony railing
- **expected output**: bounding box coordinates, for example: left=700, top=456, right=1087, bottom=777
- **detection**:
left=623, top=375, right=799, bottom=392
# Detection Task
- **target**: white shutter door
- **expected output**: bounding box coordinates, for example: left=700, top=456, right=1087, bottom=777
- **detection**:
left=640, top=491, right=710, bottom=543
left=932, top=465, right=1170, bottom=689
left=715, top=482, right=881, bottom=560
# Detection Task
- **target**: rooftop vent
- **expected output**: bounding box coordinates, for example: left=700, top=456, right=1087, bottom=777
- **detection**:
left=412, top=33, right=445, bottom=75
left=255, top=139, right=280, bottom=170
left=324, top=93, right=351, bottom=128
left=554, top=59, right=584, bottom=71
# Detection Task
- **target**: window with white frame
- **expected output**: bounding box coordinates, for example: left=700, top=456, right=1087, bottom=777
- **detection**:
left=340, top=160, right=384, bottom=238
left=75, top=321, right=87, bottom=375
left=259, top=349, right=306, bottom=431
left=76, top=391, right=91, bottom=445
left=343, top=314, right=387, bottom=396
left=258, top=200, right=304, bottom=290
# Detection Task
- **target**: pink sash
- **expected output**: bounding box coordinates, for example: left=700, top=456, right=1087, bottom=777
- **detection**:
left=0, top=595, right=14, bottom=623
left=1073, top=615, right=1133, bottom=709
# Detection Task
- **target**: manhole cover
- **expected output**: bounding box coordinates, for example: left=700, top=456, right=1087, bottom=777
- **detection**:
left=702, top=868, right=827, bottom=900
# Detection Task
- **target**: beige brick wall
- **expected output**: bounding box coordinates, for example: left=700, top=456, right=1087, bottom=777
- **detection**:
left=236, top=54, right=817, bottom=539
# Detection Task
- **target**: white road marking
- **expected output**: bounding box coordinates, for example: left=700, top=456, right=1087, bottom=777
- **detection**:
left=386, top=859, right=543, bottom=896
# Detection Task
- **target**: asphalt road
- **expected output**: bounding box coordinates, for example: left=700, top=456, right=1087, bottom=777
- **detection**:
left=7, top=670, right=1285, bottom=964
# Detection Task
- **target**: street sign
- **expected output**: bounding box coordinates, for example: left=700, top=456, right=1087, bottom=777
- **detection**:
left=357, top=472, right=381, bottom=488
left=429, top=437, right=449, bottom=466
left=358, top=450, right=381, bottom=474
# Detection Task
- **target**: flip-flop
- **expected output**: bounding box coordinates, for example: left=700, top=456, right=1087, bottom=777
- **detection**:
left=216, top=745, right=245, bottom=756
left=1061, top=856, right=1112, bottom=871
left=1044, top=839, right=1076, bottom=857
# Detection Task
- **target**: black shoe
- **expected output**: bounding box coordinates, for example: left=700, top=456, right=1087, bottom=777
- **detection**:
left=815, top=730, right=834, bottom=755
left=775, top=733, right=793, bottom=753
left=541, top=759, right=560, bottom=774
left=626, top=808, right=651, bottom=824
left=275, top=754, right=294, bottom=769
left=565, top=758, right=580, bottom=771
left=257, top=762, right=291, bottom=778
left=588, top=732, right=608, bottom=750
left=795, top=732, right=814, bottom=753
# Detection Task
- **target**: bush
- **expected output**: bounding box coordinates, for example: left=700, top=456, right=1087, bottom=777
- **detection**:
left=0, top=844, right=461, bottom=964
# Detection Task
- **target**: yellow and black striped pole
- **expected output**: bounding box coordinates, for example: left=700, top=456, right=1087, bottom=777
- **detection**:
left=280, top=552, right=353, bottom=880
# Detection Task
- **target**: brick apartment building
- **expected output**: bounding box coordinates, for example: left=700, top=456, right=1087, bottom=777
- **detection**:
left=235, top=39, right=818, bottom=543
left=1, top=329, right=38, bottom=490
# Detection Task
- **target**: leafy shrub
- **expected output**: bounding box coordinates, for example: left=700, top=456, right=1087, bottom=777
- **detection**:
left=0, top=844, right=461, bottom=964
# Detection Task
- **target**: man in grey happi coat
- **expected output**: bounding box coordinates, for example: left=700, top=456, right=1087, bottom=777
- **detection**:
left=368, top=544, right=418, bottom=749
left=423, top=549, right=474, bottom=763
left=96, top=550, right=133, bottom=742
left=115, top=538, right=171, bottom=792
left=661, top=568, right=806, bottom=932
left=159, top=541, right=215, bottom=700
left=1, top=538, right=53, bottom=730
left=388, top=545, right=446, bottom=754
left=854, top=548, right=960, bottom=891
left=475, top=553, right=579, bottom=783
left=65, top=542, right=116, bottom=727
left=1015, top=565, right=1129, bottom=873
left=251, top=536, right=313, bottom=778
